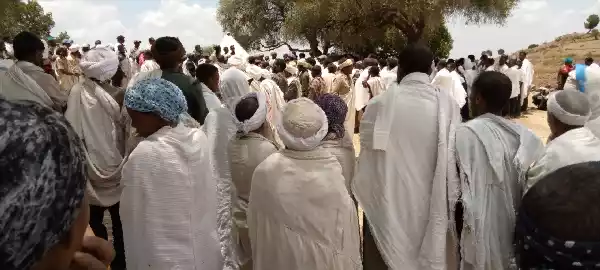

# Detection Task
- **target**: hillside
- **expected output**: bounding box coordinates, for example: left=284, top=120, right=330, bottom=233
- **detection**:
left=524, top=32, right=600, bottom=88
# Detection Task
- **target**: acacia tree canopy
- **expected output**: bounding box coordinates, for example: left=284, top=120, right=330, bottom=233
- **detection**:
left=0, top=0, right=55, bottom=39
left=217, top=0, right=519, bottom=56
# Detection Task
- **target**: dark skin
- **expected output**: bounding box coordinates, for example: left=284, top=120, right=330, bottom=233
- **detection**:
left=547, top=113, right=581, bottom=142
left=205, top=72, right=220, bottom=92
left=341, top=65, right=352, bottom=76
left=470, top=87, right=501, bottom=118
left=127, top=109, right=171, bottom=137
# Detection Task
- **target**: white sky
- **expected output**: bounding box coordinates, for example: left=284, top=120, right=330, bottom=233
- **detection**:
left=39, top=0, right=600, bottom=57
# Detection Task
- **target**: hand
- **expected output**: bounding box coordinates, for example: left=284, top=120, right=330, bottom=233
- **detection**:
left=361, top=80, right=368, bottom=88
left=70, top=236, right=114, bottom=269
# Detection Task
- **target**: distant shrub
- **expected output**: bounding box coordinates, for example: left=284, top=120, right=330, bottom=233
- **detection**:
left=528, top=44, right=539, bottom=49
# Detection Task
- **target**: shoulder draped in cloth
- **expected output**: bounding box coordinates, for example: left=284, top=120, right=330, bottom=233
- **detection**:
left=353, top=72, right=462, bottom=270
left=455, top=114, right=543, bottom=269
left=0, top=61, right=65, bottom=110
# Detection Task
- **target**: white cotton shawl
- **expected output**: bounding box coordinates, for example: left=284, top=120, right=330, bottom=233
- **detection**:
left=258, top=79, right=285, bottom=148
left=353, top=72, right=462, bottom=270
left=382, top=66, right=398, bottom=89
left=455, top=114, right=544, bottom=270
left=140, top=59, right=160, bottom=73
left=120, top=124, right=222, bottom=270
left=526, top=127, right=600, bottom=194
left=249, top=147, right=362, bottom=270
left=354, top=67, right=372, bottom=111
left=367, top=76, right=387, bottom=97
left=321, top=136, right=356, bottom=194
left=0, top=62, right=54, bottom=108
left=232, top=92, right=267, bottom=134
left=65, top=78, right=125, bottom=207
left=201, top=82, right=224, bottom=111
left=202, top=67, right=251, bottom=270
left=432, top=68, right=466, bottom=109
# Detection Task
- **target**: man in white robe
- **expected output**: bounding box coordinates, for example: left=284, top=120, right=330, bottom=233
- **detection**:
left=432, top=60, right=467, bottom=109
left=120, top=78, right=222, bottom=269
left=519, top=51, right=534, bottom=112
left=202, top=68, right=252, bottom=270
left=228, top=92, right=279, bottom=269
left=63, top=46, right=127, bottom=269
left=527, top=90, right=600, bottom=193
left=332, top=59, right=356, bottom=135
left=505, top=58, right=523, bottom=118
left=353, top=44, right=462, bottom=270
left=249, top=98, right=361, bottom=270
left=196, top=63, right=224, bottom=110
left=382, top=57, right=398, bottom=89
left=0, top=31, right=67, bottom=111
left=455, top=71, right=544, bottom=270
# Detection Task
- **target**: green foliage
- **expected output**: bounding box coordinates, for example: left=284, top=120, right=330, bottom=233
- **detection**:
left=593, top=29, right=599, bottom=40
left=528, top=44, right=539, bottom=49
left=55, top=31, right=70, bottom=43
left=201, top=45, right=217, bottom=56
left=585, top=14, right=600, bottom=32
left=217, top=0, right=518, bottom=55
left=0, top=0, right=55, bottom=39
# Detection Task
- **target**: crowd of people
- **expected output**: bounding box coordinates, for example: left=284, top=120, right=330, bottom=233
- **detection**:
left=1, top=31, right=600, bottom=270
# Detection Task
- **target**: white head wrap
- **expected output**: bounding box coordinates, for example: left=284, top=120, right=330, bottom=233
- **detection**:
left=220, top=67, right=251, bottom=109
left=284, top=65, right=298, bottom=75
left=228, top=55, right=244, bottom=67
left=338, top=59, right=353, bottom=70
left=260, top=68, right=271, bottom=80
left=277, top=97, right=328, bottom=151
left=79, top=46, right=119, bottom=82
left=232, top=92, right=267, bottom=134
left=246, top=64, right=263, bottom=81
left=69, top=44, right=80, bottom=53
left=547, top=90, right=591, bottom=126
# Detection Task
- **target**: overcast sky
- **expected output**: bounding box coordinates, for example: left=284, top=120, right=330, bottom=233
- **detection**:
left=39, top=0, right=600, bottom=58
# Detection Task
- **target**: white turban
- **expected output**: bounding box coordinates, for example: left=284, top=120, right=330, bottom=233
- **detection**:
left=69, top=44, right=80, bottom=53
left=79, top=46, right=119, bottom=82
left=220, top=67, right=251, bottom=109
left=548, top=90, right=591, bottom=126
left=232, top=92, right=267, bottom=134
left=284, top=65, right=298, bottom=75
left=228, top=55, right=244, bottom=67
left=338, top=59, right=353, bottom=70
left=246, top=64, right=263, bottom=81
left=277, top=97, right=328, bottom=151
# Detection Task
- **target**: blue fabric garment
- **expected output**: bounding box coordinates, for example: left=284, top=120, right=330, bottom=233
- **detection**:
left=575, top=64, right=587, bottom=93
left=125, top=78, right=188, bottom=123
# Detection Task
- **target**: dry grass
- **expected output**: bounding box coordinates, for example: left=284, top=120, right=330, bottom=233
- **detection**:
left=521, top=32, right=600, bottom=88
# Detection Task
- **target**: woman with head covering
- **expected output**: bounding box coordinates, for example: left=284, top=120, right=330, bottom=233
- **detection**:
left=201, top=67, right=250, bottom=270
left=63, top=44, right=128, bottom=269
left=228, top=92, right=279, bottom=269
left=516, top=161, right=600, bottom=269
left=526, top=90, right=600, bottom=194
left=315, top=94, right=356, bottom=192
left=119, top=78, right=222, bottom=269
left=248, top=98, right=361, bottom=270
left=0, top=98, right=113, bottom=270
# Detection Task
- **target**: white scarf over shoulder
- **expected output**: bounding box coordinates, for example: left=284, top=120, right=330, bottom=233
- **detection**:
left=0, top=62, right=54, bottom=108
left=526, top=127, right=600, bottom=194
left=65, top=78, right=125, bottom=207
left=455, top=114, right=543, bottom=269
left=353, top=72, right=462, bottom=270
left=120, top=124, right=222, bottom=269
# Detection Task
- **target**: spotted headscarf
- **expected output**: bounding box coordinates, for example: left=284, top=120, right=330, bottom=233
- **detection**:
left=0, top=98, right=86, bottom=270
left=125, top=77, right=188, bottom=123
left=314, top=93, right=347, bottom=139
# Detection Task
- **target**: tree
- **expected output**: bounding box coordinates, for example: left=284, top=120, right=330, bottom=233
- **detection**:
left=201, top=45, right=217, bottom=56
left=0, top=0, right=55, bottom=39
left=585, top=14, right=599, bottom=33
left=56, top=31, right=70, bottom=43
left=528, top=44, right=539, bottom=49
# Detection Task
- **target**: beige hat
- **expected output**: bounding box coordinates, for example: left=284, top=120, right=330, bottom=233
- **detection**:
left=338, top=59, right=353, bottom=70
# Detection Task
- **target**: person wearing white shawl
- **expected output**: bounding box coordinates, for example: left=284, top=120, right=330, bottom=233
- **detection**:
left=0, top=31, right=66, bottom=111
left=381, top=57, right=398, bottom=89
left=139, top=51, right=160, bottom=73
left=197, top=63, right=224, bottom=110
left=249, top=97, right=361, bottom=270
left=354, top=58, right=377, bottom=112
left=120, top=78, right=222, bottom=270
left=455, top=71, right=543, bottom=270
left=63, top=45, right=127, bottom=269
left=202, top=67, right=251, bottom=270
left=526, top=90, right=600, bottom=194
left=314, top=93, right=356, bottom=192
left=519, top=51, right=534, bottom=112
left=228, top=92, right=279, bottom=269
left=353, top=44, right=462, bottom=270
left=432, top=60, right=467, bottom=109
left=245, top=64, right=263, bottom=92
left=323, top=63, right=337, bottom=92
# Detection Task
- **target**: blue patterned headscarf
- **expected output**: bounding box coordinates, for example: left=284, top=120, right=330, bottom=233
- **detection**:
left=125, top=78, right=188, bottom=123
left=0, top=99, right=87, bottom=270
left=314, top=93, right=348, bottom=138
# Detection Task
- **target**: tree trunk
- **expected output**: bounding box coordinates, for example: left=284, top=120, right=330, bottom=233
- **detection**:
left=307, top=35, right=322, bottom=56
left=321, top=40, right=331, bottom=55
